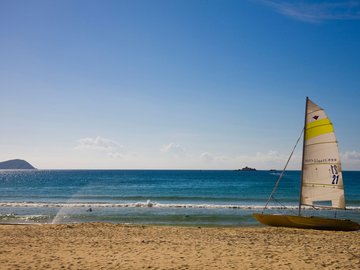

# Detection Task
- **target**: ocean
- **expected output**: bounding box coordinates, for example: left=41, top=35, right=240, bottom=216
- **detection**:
left=1, top=170, right=359, bottom=226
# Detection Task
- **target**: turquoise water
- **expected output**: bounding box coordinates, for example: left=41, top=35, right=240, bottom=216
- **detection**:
left=0, top=170, right=359, bottom=226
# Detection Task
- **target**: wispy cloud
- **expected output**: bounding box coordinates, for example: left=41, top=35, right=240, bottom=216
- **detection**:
left=233, top=150, right=302, bottom=169
left=342, top=150, right=360, bottom=161
left=340, top=151, right=360, bottom=170
left=160, top=143, right=186, bottom=157
left=76, top=136, right=126, bottom=158
left=342, top=151, right=360, bottom=161
left=236, top=150, right=287, bottom=164
left=260, top=0, right=360, bottom=23
left=200, top=152, right=229, bottom=163
left=198, top=150, right=297, bottom=169
left=200, top=152, right=215, bottom=162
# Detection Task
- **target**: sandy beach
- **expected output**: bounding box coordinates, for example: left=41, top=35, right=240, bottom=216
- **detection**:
left=0, top=223, right=359, bottom=269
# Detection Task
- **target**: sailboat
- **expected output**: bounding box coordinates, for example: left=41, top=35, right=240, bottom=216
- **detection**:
left=253, top=97, right=360, bottom=231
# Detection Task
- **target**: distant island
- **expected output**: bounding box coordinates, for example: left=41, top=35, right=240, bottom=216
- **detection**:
left=235, top=166, right=256, bottom=171
left=0, top=159, right=36, bottom=170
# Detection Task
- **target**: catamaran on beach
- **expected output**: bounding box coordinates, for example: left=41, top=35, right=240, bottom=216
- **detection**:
left=254, top=97, right=360, bottom=231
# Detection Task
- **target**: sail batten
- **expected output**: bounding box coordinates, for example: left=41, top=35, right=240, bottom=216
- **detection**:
left=306, top=141, right=337, bottom=147
left=303, top=182, right=343, bottom=188
left=300, top=98, right=345, bottom=209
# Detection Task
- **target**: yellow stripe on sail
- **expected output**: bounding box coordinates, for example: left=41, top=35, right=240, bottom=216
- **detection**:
left=307, top=118, right=331, bottom=129
left=306, top=118, right=334, bottom=140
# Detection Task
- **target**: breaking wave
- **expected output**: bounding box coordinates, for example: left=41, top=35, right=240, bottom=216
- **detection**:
left=1, top=201, right=360, bottom=210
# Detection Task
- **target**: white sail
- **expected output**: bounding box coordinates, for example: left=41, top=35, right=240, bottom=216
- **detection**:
left=301, top=98, right=345, bottom=209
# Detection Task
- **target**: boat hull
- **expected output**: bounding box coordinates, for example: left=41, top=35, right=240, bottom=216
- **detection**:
left=253, top=213, right=360, bottom=231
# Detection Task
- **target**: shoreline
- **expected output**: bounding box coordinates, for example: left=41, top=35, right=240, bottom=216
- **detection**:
left=1, top=222, right=359, bottom=269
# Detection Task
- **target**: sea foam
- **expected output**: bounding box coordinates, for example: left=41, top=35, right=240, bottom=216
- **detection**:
left=1, top=201, right=360, bottom=210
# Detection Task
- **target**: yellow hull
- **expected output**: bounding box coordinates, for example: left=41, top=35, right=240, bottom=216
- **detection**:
left=253, top=213, right=360, bottom=231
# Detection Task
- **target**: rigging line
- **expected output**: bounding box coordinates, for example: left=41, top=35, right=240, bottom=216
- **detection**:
left=262, top=128, right=304, bottom=213
left=271, top=197, right=299, bottom=215
left=272, top=196, right=287, bottom=208
left=272, top=196, right=299, bottom=214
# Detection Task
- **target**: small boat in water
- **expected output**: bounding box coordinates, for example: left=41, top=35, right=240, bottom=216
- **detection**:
left=253, top=97, right=360, bottom=231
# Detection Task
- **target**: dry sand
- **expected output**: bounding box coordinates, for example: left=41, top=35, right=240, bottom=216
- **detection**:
left=1, top=223, right=359, bottom=270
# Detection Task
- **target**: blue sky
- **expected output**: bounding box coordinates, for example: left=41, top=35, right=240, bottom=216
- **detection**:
left=1, top=0, right=360, bottom=169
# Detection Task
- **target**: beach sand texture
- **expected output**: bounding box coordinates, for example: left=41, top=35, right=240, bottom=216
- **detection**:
left=1, top=223, right=359, bottom=270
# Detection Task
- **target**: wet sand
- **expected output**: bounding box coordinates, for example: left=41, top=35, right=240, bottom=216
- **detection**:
left=1, top=223, right=359, bottom=269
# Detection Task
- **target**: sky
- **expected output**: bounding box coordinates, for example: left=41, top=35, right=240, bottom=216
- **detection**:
left=1, top=0, right=360, bottom=170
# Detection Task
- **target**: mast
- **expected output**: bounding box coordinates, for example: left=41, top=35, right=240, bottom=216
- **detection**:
left=298, top=97, right=308, bottom=216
